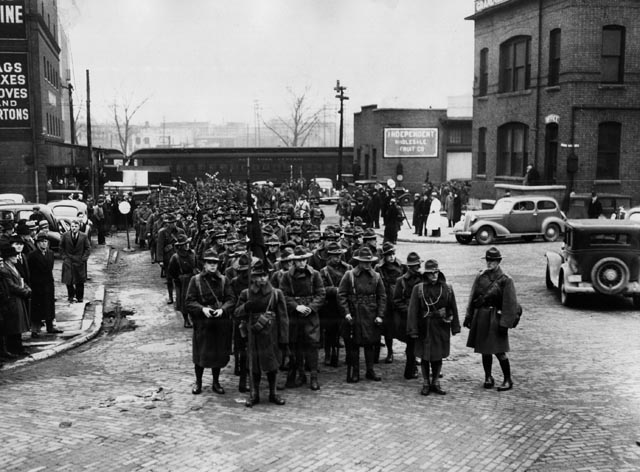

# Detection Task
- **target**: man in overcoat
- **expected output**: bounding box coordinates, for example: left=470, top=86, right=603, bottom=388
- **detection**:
left=0, top=245, right=32, bottom=356
left=156, top=213, right=186, bottom=303
left=167, top=234, right=198, bottom=328
left=27, top=233, right=61, bottom=337
left=59, top=220, right=91, bottom=303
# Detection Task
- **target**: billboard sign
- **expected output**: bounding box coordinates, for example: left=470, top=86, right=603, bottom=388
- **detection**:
left=0, top=53, right=30, bottom=128
left=383, top=128, right=438, bottom=158
left=0, top=0, right=26, bottom=39
left=474, top=0, right=511, bottom=13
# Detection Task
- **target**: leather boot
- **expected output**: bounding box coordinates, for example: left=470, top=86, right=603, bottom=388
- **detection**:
left=310, top=374, right=320, bottom=391
left=295, top=370, right=307, bottom=387
left=346, top=364, right=353, bottom=383
left=364, top=345, right=381, bottom=381
left=373, top=343, right=380, bottom=364
left=285, top=368, right=297, bottom=388
left=330, top=347, right=339, bottom=367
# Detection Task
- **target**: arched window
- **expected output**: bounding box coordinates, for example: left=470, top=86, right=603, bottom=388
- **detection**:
left=596, top=122, right=621, bottom=179
left=499, top=36, right=531, bottom=93
left=601, top=25, right=625, bottom=84
left=497, top=123, right=529, bottom=177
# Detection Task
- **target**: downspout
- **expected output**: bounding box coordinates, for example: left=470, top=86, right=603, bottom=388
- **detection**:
left=533, top=0, right=543, bottom=171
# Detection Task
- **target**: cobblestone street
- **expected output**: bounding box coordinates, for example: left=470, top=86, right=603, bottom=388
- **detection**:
left=1, top=232, right=640, bottom=471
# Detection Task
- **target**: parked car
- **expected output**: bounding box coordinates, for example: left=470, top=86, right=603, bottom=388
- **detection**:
left=310, top=177, right=338, bottom=203
left=0, top=193, right=26, bottom=204
left=47, top=200, right=93, bottom=235
left=625, top=206, right=640, bottom=223
left=545, top=220, right=640, bottom=307
left=351, top=179, right=412, bottom=206
left=453, top=194, right=566, bottom=245
left=0, top=203, right=63, bottom=252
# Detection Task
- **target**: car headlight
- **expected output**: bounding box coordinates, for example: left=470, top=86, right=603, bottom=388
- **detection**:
left=567, top=255, right=579, bottom=274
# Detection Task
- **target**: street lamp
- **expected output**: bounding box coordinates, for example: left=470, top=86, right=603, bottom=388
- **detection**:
left=334, top=80, right=349, bottom=188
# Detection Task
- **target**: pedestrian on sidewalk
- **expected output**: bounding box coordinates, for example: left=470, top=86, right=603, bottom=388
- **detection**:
left=27, top=233, right=62, bottom=337
left=426, top=192, right=442, bottom=237
left=59, top=220, right=91, bottom=303
left=0, top=245, right=32, bottom=356
left=463, top=247, right=519, bottom=392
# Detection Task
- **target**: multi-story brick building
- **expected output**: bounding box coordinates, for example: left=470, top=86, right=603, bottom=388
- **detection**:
left=468, top=0, right=640, bottom=206
left=353, top=98, right=472, bottom=193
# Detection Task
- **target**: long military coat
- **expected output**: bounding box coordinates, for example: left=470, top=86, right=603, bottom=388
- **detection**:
left=337, top=266, right=386, bottom=345
left=376, top=259, right=406, bottom=336
left=319, top=260, right=351, bottom=331
left=167, top=249, right=198, bottom=314
left=156, top=226, right=186, bottom=266
left=234, top=284, right=289, bottom=372
left=185, top=271, right=236, bottom=368
left=392, top=270, right=423, bottom=343
left=0, top=262, right=31, bottom=335
left=407, top=274, right=460, bottom=361
left=26, top=248, right=55, bottom=323
left=59, top=231, right=90, bottom=285
left=280, top=265, right=326, bottom=345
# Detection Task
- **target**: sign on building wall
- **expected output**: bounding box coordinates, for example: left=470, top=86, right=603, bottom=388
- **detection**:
left=0, top=0, right=25, bottom=39
left=383, top=128, right=438, bottom=158
left=474, top=0, right=511, bottom=13
left=0, top=53, right=30, bottom=128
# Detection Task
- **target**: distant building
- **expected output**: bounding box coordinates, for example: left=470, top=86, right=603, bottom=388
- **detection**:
left=468, top=0, right=640, bottom=205
left=353, top=97, right=472, bottom=192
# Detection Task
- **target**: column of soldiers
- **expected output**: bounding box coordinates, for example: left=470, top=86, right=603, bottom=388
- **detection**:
left=140, top=178, right=517, bottom=407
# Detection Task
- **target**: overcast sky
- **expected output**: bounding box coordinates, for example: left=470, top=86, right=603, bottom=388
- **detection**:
left=60, top=0, right=475, bottom=126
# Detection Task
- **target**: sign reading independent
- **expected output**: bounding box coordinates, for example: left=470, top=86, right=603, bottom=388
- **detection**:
left=0, top=53, right=30, bottom=128
left=0, top=0, right=26, bottom=39
left=384, top=128, right=438, bottom=158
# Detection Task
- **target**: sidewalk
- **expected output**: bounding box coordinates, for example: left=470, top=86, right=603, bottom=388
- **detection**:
left=374, top=214, right=458, bottom=244
left=1, top=243, right=112, bottom=371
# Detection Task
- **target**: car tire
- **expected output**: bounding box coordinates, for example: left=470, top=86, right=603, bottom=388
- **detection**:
left=455, top=234, right=472, bottom=245
left=475, top=226, right=495, bottom=245
left=590, top=257, right=629, bottom=295
left=543, top=223, right=561, bottom=242
left=559, top=278, right=573, bottom=306
left=545, top=265, right=554, bottom=290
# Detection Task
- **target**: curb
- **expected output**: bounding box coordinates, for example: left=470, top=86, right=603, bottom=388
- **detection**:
left=2, top=284, right=106, bottom=371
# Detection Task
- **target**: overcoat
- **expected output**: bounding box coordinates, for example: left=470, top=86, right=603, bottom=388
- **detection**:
left=407, top=274, right=460, bottom=361
left=59, top=231, right=90, bottom=285
left=185, top=271, right=236, bottom=368
left=0, top=262, right=31, bottom=335
left=465, top=266, right=519, bottom=354
left=26, top=248, right=55, bottom=323
left=234, top=284, right=289, bottom=372
left=167, top=249, right=198, bottom=314
left=426, top=198, right=442, bottom=232
left=319, top=260, right=351, bottom=333
left=156, top=226, right=186, bottom=266
left=376, top=259, right=406, bottom=336
left=280, top=265, right=326, bottom=345
left=337, top=266, right=386, bottom=345
left=392, top=270, right=423, bottom=342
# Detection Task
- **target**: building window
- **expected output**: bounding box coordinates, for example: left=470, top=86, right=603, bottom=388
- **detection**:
left=372, top=148, right=377, bottom=176
left=479, top=48, right=488, bottom=96
left=601, top=26, right=625, bottom=84
left=477, top=127, right=487, bottom=175
left=596, top=122, right=621, bottom=179
left=497, top=123, right=529, bottom=177
left=143, top=137, right=150, bottom=145
left=548, top=29, right=561, bottom=86
left=499, top=36, right=531, bottom=93
left=135, top=137, right=141, bottom=145
left=449, top=128, right=462, bottom=145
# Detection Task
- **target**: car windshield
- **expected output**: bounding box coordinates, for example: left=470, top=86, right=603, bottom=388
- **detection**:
left=492, top=199, right=514, bottom=212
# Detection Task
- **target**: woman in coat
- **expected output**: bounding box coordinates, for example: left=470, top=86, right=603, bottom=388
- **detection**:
left=425, top=192, right=442, bottom=237
left=407, top=259, right=460, bottom=396
left=167, top=234, right=198, bottom=328
left=463, top=247, right=519, bottom=392
left=234, top=260, right=288, bottom=407
left=185, top=249, right=236, bottom=395
left=0, top=245, right=32, bottom=355
left=26, top=233, right=60, bottom=336
left=337, top=246, right=387, bottom=383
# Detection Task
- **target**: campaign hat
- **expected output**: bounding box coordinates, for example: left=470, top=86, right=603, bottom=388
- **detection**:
left=326, top=241, right=346, bottom=255
left=483, top=247, right=503, bottom=261
left=290, top=245, right=312, bottom=260
left=406, top=252, right=422, bottom=266
left=362, top=228, right=377, bottom=240
left=423, top=259, right=440, bottom=273
left=266, top=234, right=281, bottom=246
left=381, top=242, right=396, bottom=256
left=250, top=260, right=267, bottom=277
left=236, top=253, right=251, bottom=271
left=352, top=246, right=378, bottom=263
left=174, top=234, right=191, bottom=246
left=277, top=247, right=295, bottom=262
left=202, top=248, right=220, bottom=262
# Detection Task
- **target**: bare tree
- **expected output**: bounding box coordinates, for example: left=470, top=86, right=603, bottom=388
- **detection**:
left=110, top=94, right=150, bottom=163
left=263, top=87, right=321, bottom=147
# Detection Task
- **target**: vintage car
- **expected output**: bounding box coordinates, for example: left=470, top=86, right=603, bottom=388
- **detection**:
left=0, top=193, right=26, bottom=204
left=453, top=195, right=566, bottom=245
left=47, top=200, right=93, bottom=235
left=310, top=177, right=338, bottom=203
left=545, top=220, right=640, bottom=307
left=351, top=179, right=412, bottom=206
left=625, top=206, right=640, bottom=223
left=0, top=203, right=64, bottom=252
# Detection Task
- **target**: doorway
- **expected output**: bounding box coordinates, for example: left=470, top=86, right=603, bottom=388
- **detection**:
left=544, top=123, right=558, bottom=184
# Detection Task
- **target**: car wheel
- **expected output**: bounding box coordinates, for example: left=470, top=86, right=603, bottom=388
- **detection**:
left=475, top=226, right=495, bottom=245
left=590, top=257, right=629, bottom=295
left=545, top=265, right=554, bottom=290
left=543, top=223, right=561, bottom=242
left=455, top=234, right=472, bottom=245
left=559, top=278, right=573, bottom=306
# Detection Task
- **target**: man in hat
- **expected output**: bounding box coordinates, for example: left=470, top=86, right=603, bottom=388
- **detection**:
left=350, top=197, right=368, bottom=226
left=0, top=219, right=14, bottom=247
left=185, top=249, right=236, bottom=396
left=383, top=198, right=404, bottom=244
left=375, top=242, right=406, bottom=364
left=59, top=220, right=90, bottom=303
left=463, top=247, right=519, bottom=392
left=309, top=198, right=325, bottom=230
left=307, top=230, right=326, bottom=271
left=338, top=246, right=386, bottom=383
left=230, top=253, right=253, bottom=392
left=156, top=213, right=186, bottom=302
left=280, top=245, right=326, bottom=391
left=36, top=220, right=50, bottom=240
left=0, top=245, right=32, bottom=356
left=234, top=260, right=289, bottom=407
left=407, top=259, right=460, bottom=396
left=393, top=252, right=423, bottom=379
left=27, top=233, right=61, bottom=337
left=415, top=194, right=431, bottom=236
left=167, top=234, right=198, bottom=328
left=319, top=241, right=351, bottom=367
left=264, top=234, right=281, bottom=274
left=426, top=192, right=442, bottom=237
left=293, top=194, right=311, bottom=219
left=94, top=198, right=106, bottom=245
left=367, top=189, right=382, bottom=229
left=17, top=220, right=37, bottom=255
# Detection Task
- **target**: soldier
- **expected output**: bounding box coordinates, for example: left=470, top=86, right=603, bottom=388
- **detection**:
left=392, top=252, right=423, bottom=379
left=230, top=253, right=252, bottom=391
left=264, top=234, right=281, bottom=274
left=307, top=230, right=326, bottom=271
left=234, top=260, right=289, bottom=407
left=319, top=241, right=351, bottom=367
left=375, top=242, right=406, bottom=364
left=167, top=234, right=198, bottom=328
left=280, top=245, right=326, bottom=391
left=135, top=201, right=152, bottom=248
left=309, top=197, right=325, bottom=230
left=338, top=246, right=386, bottom=383
left=156, top=213, right=186, bottom=303
left=383, top=198, right=404, bottom=244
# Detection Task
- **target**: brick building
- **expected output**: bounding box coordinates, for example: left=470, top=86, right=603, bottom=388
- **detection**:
left=468, top=0, right=640, bottom=205
left=0, top=0, right=96, bottom=202
left=353, top=99, right=472, bottom=193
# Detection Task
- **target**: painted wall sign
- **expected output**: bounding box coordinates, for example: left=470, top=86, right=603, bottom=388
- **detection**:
left=0, top=0, right=25, bottom=39
left=0, top=53, right=30, bottom=128
left=475, top=0, right=511, bottom=13
left=383, top=128, right=438, bottom=158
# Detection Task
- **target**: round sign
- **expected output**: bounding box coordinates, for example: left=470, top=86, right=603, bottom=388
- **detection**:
left=118, top=201, right=131, bottom=215
left=396, top=174, right=404, bottom=182
left=386, top=178, right=396, bottom=189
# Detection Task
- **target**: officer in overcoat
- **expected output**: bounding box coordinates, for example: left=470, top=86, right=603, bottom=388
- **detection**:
left=167, top=234, right=198, bottom=328
left=185, top=249, right=236, bottom=395
left=156, top=213, right=186, bottom=303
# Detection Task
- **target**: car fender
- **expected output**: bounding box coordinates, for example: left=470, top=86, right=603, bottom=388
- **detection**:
left=545, top=251, right=564, bottom=288
left=541, top=216, right=566, bottom=233
left=469, top=220, right=510, bottom=236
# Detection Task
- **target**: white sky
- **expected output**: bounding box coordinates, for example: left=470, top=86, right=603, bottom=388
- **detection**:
left=60, top=0, right=475, bottom=125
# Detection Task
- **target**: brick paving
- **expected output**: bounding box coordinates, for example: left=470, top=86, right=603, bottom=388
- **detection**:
left=0, top=232, right=639, bottom=471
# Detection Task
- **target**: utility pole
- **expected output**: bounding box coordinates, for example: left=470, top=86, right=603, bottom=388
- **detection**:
left=334, top=80, right=349, bottom=188
left=253, top=100, right=261, bottom=146
left=67, top=82, right=76, bottom=145
left=86, top=69, right=96, bottom=200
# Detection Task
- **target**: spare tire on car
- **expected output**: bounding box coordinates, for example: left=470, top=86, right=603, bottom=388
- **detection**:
left=590, top=257, right=629, bottom=295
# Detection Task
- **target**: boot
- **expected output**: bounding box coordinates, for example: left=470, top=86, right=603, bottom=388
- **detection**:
left=373, top=343, right=381, bottom=364
left=285, top=368, right=297, bottom=388
left=364, top=345, right=381, bottom=381
left=384, top=337, right=394, bottom=363
left=183, top=314, right=192, bottom=329
left=430, top=361, right=446, bottom=395
left=330, top=347, right=339, bottom=367
left=497, top=358, right=513, bottom=391
left=267, top=371, right=285, bottom=405
left=295, top=370, right=307, bottom=387
left=310, top=373, right=320, bottom=391
left=212, top=368, right=225, bottom=395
